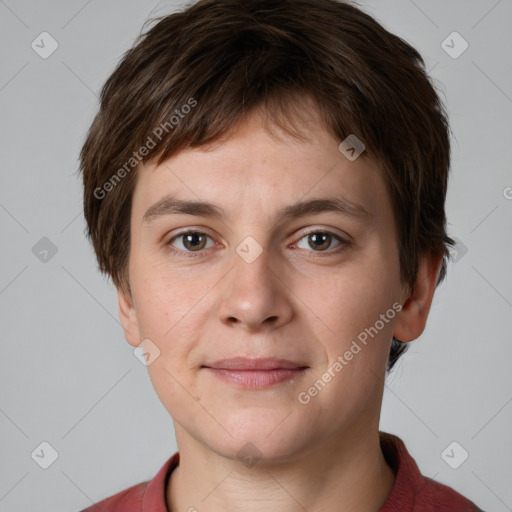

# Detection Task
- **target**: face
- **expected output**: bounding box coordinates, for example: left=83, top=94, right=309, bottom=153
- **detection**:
left=119, top=107, right=411, bottom=464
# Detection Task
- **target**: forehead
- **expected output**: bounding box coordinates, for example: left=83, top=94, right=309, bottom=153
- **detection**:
left=131, top=108, right=389, bottom=223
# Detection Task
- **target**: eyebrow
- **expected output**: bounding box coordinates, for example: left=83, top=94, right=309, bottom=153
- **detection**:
left=142, top=195, right=371, bottom=224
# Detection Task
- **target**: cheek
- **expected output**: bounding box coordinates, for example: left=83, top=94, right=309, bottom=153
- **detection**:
left=132, top=259, right=210, bottom=338
left=131, top=263, right=219, bottom=383
left=300, top=267, right=396, bottom=337
left=296, top=259, right=399, bottom=375
left=145, top=358, right=206, bottom=432
left=137, top=276, right=205, bottom=410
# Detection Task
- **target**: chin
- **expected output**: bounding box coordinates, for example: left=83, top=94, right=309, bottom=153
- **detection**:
left=206, top=412, right=310, bottom=463
left=209, top=436, right=306, bottom=468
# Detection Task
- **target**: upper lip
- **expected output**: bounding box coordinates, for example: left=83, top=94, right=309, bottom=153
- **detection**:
left=203, top=357, right=309, bottom=371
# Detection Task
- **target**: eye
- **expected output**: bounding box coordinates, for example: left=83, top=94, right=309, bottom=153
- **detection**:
left=165, top=228, right=349, bottom=258
left=294, top=230, right=348, bottom=253
left=167, top=230, right=215, bottom=254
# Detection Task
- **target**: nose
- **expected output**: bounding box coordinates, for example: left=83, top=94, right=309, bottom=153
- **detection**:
left=216, top=246, right=294, bottom=332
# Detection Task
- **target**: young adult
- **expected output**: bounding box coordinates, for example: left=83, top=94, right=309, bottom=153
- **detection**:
left=78, top=1, right=484, bottom=510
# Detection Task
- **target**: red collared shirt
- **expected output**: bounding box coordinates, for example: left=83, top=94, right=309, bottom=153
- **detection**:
left=79, top=433, right=484, bottom=511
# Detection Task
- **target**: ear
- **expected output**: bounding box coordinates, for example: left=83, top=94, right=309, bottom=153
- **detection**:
left=393, top=252, right=444, bottom=343
left=116, top=286, right=141, bottom=347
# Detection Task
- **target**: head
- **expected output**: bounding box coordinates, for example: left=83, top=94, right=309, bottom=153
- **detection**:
left=80, top=0, right=453, bottom=460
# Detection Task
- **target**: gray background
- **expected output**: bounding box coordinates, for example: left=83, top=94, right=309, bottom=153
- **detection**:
left=1, top=0, right=511, bottom=511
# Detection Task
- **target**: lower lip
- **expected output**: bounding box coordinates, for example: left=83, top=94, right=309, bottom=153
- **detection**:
left=204, top=368, right=307, bottom=389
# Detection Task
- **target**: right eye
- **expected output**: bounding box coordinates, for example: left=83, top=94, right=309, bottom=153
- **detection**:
left=167, top=230, right=216, bottom=256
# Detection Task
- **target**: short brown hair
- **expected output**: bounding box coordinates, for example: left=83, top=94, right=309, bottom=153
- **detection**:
left=79, top=0, right=454, bottom=371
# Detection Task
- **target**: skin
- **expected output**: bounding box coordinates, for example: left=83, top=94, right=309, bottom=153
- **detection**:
left=117, top=104, right=443, bottom=512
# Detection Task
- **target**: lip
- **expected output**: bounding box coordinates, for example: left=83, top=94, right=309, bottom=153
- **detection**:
left=203, top=357, right=308, bottom=371
left=202, top=358, right=309, bottom=389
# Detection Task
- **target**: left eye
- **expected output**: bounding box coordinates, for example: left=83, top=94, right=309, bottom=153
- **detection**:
left=294, top=231, right=344, bottom=252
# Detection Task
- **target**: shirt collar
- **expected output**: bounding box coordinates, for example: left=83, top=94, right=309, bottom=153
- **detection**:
left=142, top=451, right=180, bottom=511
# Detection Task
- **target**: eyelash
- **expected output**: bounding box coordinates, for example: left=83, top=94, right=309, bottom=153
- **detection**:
left=165, top=229, right=351, bottom=259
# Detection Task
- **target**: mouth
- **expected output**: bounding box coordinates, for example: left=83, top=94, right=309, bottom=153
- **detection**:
left=201, top=357, right=309, bottom=389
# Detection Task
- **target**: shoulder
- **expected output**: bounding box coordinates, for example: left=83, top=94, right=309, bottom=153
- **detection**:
left=76, top=452, right=180, bottom=512
left=415, top=477, right=485, bottom=511
left=78, top=481, right=147, bottom=512
left=379, top=432, right=485, bottom=512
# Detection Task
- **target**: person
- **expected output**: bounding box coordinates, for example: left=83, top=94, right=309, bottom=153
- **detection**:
left=78, top=0, right=484, bottom=510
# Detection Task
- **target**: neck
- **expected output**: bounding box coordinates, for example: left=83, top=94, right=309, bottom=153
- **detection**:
left=166, top=425, right=395, bottom=512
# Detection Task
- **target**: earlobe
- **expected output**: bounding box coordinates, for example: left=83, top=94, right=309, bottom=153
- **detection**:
left=393, top=252, right=444, bottom=343
left=116, top=286, right=141, bottom=347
